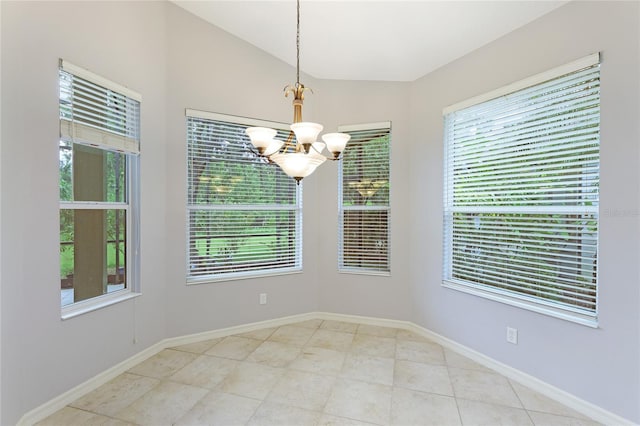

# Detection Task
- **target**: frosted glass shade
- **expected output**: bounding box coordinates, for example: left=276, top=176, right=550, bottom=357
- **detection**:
left=309, top=142, right=327, bottom=159
left=270, top=152, right=326, bottom=182
left=322, top=132, right=351, bottom=157
left=290, top=122, right=323, bottom=147
left=264, top=139, right=284, bottom=156
left=246, top=127, right=277, bottom=153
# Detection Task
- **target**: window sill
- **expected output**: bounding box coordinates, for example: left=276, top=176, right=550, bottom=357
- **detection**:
left=187, top=267, right=302, bottom=285
left=61, top=291, right=141, bottom=320
left=442, top=280, right=598, bottom=328
left=338, top=268, right=391, bottom=277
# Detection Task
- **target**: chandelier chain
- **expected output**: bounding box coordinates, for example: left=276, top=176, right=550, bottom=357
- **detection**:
left=296, top=0, right=300, bottom=85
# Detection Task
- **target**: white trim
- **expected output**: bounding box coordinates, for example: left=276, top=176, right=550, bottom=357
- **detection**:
left=185, top=108, right=289, bottom=131
left=61, top=292, right=141, bottom=320
left=186, top=268, right=303, bottom=285
left=401, top=322, right=633, bottom=426
left=338, top=121, right=391, bottom=133
left=443, top=52, right=600, bottom=115
left=442, top=280, right=598, bottom=328
left=59, top=59, right=142, bottom=102
left=338, top=269, right=391, bottom=277
left=19, top=312, right=632, bottom=426
left=16, top=338, right=164, bottom=426
left=17, top=312, right=316, bottom=426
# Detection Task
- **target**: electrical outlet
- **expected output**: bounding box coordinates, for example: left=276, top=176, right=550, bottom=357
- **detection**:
left=260, top=293, right=267, bottom=305
left=506, top=327, right=518, bottom=344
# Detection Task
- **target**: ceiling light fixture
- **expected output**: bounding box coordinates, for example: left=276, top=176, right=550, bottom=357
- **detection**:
left=245, top=0, right=350, bottom=183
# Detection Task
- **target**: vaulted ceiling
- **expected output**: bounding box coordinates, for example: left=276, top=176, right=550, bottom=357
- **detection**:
left=171, top=1, right=567, bottom=82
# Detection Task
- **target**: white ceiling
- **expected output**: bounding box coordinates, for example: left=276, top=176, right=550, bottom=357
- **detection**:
left=171, top=1, right=567, bottom=82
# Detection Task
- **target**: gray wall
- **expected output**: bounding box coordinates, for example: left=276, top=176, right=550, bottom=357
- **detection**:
left=1, top=0, right=638, bottom=424
left=1, top=2, right=168, bottom=424
left=409, top=1, right=640, bottom=421
left=163, top=4, right=323, bottom=338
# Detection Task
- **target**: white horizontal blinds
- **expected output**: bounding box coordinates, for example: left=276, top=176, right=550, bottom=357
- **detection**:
left=339, top=124, right=391, bottom=273
left=59, top=60, right=140, bottom=154
left=443, top=57, right=600, bottom=318
left=186, top=114, right=301, bottom=280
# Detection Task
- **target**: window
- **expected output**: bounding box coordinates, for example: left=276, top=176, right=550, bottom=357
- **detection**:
left=186, top=110, right=301, bottom=282
left=59, top=60, right=141, bottom=317
left=443, top=53, right=600, bottom=326
left=338, top=122, right=391, bottom=274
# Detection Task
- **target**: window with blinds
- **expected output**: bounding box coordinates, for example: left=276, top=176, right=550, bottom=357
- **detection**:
left=186, top=110, right=302, bottom=282
left=59, top=60, right=140, bottom=314
left=443, top=53, right=600, bottom=326
left=338, top=122, right=391, bottom=274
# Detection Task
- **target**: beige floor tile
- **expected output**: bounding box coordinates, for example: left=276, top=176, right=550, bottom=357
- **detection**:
left=321, top=320, right=359, bottom=333
left=444, top=349, right=492, bottom=372
left=307, top=329, right=355, bottom=352
left=527, top=411, right=602, bottom=426
left=396, top=329, right=429, bottom=342
left=246, top=340, right=301, bottom=368
left=170, top=338, right=223, bottom=354
left=318, top=414, right=382, bottom=426
left=457, top=398, right=533, bottom=426
left=175, top=391, right=261, bottom=426
left=268, top=325, right=316, bottom=346
left=290, top=318, right=324, bottom=329
left=246, top=401, right=322, bottom=426
left=204, top=336, right=262, bottom=360
left=127, top=349, right=198, bottom=379
left=340, top=353, right=395, bottom=386
left=324, top=378, right=392, bottom=425
left=357, top=324, right=398, bottom=338
left=35, top=406, right=115, bottom=426
left=394, top=360, right=454, bottom=396
left=266, top=369, right=335, bottom=411
left=169, top=354, right=238, bottom=389
left=236, top=327, right=277, bottom=341
left=390, top=387, right=461, bottom=426
left=219, top=361, right=283, bottom=400
left=70, top=373, right=159, bottom=417
left=395, top=339, right=446, bottom=365
left=290, top=346, right=346, bottom=375
left=114, top=381, right=208, bottom=425
left=510, top=381, right=590, bottom=420
left=351, top=334, right=396, bottom=358
left=449, top=367, right=522, bottom=408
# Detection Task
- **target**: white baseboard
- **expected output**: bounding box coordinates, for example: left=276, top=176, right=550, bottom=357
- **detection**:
left=18, top=311, right=634, bottom=426
left=316, top=311, right=634, bottom=426
left=17, top=312, right=313, bottom=426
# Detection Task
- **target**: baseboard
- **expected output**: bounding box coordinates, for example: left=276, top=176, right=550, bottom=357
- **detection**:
left=403, top=323, right=634, bottom=426
left=18, top=311, right=634, bottom=426
left=17, top=312, right=314, bottom=426
left=16, top=340, right=166, bottom=426
left=163, top=311, right=318, bottom=348
left=316, top=311, right=634, bottom=426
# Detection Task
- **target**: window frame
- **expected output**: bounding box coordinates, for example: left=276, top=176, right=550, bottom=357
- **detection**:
left=59, top=60, right=141, bottom=320
left=337, top=122, right=392, bottom=275
left=442, top=53, right=600, bottom=327
left=185, top=109, right=303, bottom=284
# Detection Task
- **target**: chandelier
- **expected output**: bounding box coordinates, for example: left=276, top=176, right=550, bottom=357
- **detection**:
left=245, top=0, right=350, bottom=183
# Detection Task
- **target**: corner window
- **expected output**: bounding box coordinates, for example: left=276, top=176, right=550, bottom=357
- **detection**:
left=186, top=110, right=302, bottom=283
left=59, top=60, right=141, bottom=317
left=442, top=54, right=600, bottom=326
left=338, top=122, right=391, bottom=274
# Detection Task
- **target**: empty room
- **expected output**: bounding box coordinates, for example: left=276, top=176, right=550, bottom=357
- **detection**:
left=1, top=1, right=639, bottom=425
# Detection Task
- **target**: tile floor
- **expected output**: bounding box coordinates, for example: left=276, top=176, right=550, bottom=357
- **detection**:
left=37, top=319, right=601, bottom=426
